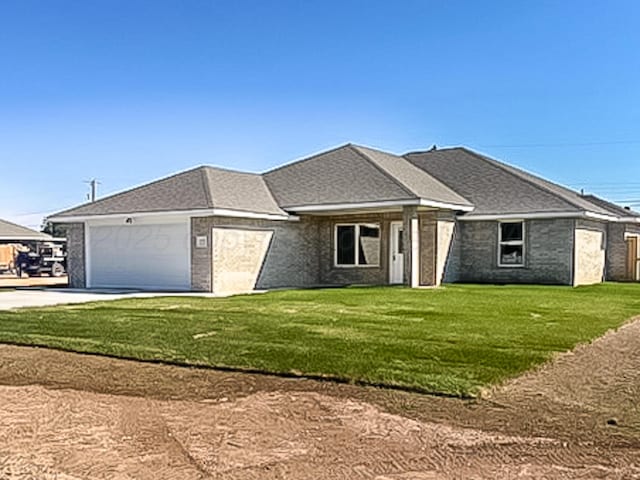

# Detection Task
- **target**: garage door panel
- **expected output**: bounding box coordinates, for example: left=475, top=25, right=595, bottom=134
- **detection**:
left=89, top=223, right=190, bottom=290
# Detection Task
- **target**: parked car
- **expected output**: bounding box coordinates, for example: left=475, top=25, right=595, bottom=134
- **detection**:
left=16, top=242, right=66, bottom=277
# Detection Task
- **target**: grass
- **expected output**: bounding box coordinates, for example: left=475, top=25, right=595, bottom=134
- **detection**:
left=0, top=283, right=639, bottom=396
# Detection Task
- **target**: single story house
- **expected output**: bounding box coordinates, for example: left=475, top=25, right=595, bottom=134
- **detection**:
left=0, top=218, right=53, bottom=243
left=49, top=144, right=640, bottom=293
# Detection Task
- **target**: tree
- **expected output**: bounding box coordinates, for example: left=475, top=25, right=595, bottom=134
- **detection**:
left=40, top=219, right=67, bottom=238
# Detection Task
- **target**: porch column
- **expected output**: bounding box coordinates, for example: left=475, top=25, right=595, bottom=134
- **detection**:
left=402, top=206, right=420, bottom=287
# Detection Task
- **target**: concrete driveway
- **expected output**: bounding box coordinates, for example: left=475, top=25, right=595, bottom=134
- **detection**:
left=0, top=289, right=217, bottom=310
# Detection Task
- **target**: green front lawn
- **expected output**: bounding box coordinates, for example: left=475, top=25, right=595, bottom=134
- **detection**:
left=1, top=283, right=639, bottom=396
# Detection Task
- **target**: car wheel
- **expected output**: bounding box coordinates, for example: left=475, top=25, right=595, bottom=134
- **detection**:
left=51, top=262, right=65, bottom=277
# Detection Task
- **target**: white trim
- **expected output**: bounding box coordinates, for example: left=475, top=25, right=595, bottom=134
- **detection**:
left=460, top=211, right=618, bottom=222
left=620, top=216, right=640, bottom=223
left=418, top=199, right=474, bottom=211
left=389, top=221, right=404, bottom=284
left=497, top=220, right=525, bottom=268
left=334, top=223, right=381, bottom=268
left=49, top=208, right=295, bottom=223
left=0, top=236, right=53, bottom=241
left=212, top=208, right=296, bottom=221
left=584, top=211, right=619, bottom=222
left=289, top=199, right=474, bottom=213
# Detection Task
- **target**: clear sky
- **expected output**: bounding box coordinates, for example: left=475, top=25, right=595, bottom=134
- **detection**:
left=1, top=0, right=639, bottom=228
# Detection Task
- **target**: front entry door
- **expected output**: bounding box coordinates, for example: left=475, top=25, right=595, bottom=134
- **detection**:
left=390, top=222, right=404, bottom=284
left=627, top=236, right=639, bottom=281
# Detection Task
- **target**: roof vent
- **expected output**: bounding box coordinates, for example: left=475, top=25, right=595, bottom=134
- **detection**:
left=624, top=206, right=631, bottom=211
left=429, top=144, right=437, bottom=151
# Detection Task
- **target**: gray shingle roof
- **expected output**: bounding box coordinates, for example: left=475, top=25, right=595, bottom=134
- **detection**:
left=581, top=194, right=640, bottom=218
left=51, top=144, right=632, bottom=221
left=351, top=145, right=473, bottom=207
left=52, top=166, right=286, bottom=218
left=0, top=219, right=52, bottom=240
left=405, top=147, right=619, bottom=218
left=263, top=144, right=472, bottom=209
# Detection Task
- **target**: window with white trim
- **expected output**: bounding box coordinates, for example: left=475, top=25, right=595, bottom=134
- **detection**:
left=335, top=223, right=380, bottom=266
left=498, top=221, right=524, bottom=267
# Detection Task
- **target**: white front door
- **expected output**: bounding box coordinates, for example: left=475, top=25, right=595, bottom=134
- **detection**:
left=389, top=222, right=404, bottom=284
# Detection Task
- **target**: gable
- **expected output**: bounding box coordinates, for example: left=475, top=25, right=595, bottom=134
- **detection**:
left=263, top=145, right=415, bottom=208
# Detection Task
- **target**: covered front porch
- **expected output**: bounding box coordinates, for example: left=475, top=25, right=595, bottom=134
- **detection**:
left=309, top=205, right=459, bottom=288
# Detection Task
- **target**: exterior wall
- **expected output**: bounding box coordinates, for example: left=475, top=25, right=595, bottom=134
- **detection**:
left=212, top=228, right=273, bottom=294
left=191, top=217, right=213, bottom=291
left=417, top=211, right=436, bottom=286
left=191, top=216, right=320, bottom=292
left=573, top=219, right=606, bottom=286
left=443, top=219, right=462, bottom=283
left=63, top=223, right=86, bottom=288
left=457, top=218, right=574, bottom=285
left=318, top=212, right=401, bottom=286
left=607, top=222, right=640, bottom=281
left=435, top=213, right=456, bottom=286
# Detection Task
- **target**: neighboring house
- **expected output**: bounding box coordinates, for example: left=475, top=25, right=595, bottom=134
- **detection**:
left=49, top=144, right=640, bottom=293
left=0, top=219, right=54, bottom=274
left=0, top=218, right=53, bottom=242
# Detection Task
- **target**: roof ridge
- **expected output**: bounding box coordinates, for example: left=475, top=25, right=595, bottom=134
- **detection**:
left=50, top=165, right=210, bottom=218
left=203, top=165, right=262, bottom=176
left=348, top=145, right=417, bottom=199
left=456, top=147, right=588, bottom=212
left=402, top=152, right=473, bottom=201
left=200, top=168, right=214, bottom=209
left=264, top=143, right=353, bottom=175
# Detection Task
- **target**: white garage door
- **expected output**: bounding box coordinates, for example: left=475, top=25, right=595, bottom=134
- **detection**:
left=88, top=223, right=190, bottom=290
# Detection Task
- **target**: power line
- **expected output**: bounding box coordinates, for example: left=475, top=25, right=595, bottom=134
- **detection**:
left=478, top=140, right=640, bottom=148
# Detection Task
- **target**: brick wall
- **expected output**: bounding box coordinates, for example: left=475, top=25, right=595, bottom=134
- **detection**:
left=63, top=223, right=86, bottom=288
left=607, top=222, right=640, bottom=281
left=456, top=218, right=574, bottom=285
left=317, top=212, right=401, bottom=286
left=191, top=216, right=320, bottom=292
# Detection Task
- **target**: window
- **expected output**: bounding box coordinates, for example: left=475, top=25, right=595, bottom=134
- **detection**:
left=498, top=221, right=524, bottom=267
left=335, top=223, right=380, bottom=266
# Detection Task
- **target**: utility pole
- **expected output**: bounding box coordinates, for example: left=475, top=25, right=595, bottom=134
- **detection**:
left=84, top=179, right=100, bottom=202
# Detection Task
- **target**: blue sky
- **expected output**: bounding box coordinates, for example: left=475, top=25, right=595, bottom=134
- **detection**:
left=1, top=0, right=639, bottom=228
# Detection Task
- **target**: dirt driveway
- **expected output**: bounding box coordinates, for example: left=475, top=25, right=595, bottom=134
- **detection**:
left=0, top=319, right=640, bottom=479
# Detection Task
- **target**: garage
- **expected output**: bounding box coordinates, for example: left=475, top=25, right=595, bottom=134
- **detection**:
left=88, top=222, right=190, bottom=290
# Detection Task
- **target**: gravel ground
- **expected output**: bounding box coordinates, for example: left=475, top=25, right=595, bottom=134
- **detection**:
left=0, top=317, right=639, bottom=479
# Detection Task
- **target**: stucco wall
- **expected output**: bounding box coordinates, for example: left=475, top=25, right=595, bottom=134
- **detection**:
left=212, top=228, right=273, bottom=294
left=191, top=216, right=320, bottom=292
left=435, top=214, right=456, bottom=286
left=63, top=222, right=86, bottom=288
left=573, top=219, right=606, bottom=286
left=456, top=218, right=574, bottom=285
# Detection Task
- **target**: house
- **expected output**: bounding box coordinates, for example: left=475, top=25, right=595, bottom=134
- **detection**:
left=0, top=218, right=55, bottom=274
left=48, top=144, right=640, bottom=293
left=0, top=218, right=53, bottom=243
